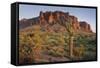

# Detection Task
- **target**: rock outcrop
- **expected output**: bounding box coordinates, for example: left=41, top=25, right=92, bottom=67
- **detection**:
left=79, top=21, right=92, bottom=32
left=19, top=11, right=93, bottom=33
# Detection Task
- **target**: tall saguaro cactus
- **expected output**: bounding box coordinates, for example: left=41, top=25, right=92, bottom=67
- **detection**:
left=64, top=17, right=74, bottom=58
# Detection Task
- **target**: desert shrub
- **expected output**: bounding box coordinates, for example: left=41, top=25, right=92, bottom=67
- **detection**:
left=83, top=51, right=96, bottom=60
left=19, top=32, right=35, bottom=64
left=73, top=34, right=96, bottom=60
left=73, top=44, right=85, bottom=59
left=47, top=46, right=65, bottom=57
left=47, top=38, right=59, bottom=46
left=19, top=25, right=46, bottom=63
left=48, top=50, right=64, bottom=57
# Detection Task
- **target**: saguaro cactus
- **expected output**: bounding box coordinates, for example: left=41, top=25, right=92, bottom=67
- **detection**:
left=64, top=17, right=74, bottom=58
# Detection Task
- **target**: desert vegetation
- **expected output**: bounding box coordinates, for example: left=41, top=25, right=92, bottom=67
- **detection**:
left=19, top=25, right=96, bottom=64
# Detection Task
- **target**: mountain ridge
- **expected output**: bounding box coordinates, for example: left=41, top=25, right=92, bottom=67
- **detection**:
left=19, top=11, right=93, bottom=33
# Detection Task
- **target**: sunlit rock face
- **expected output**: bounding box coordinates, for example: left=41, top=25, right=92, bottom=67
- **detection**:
left=19, top=11, right=93, bottom=33
left=79, top=21, right=92, bottom=33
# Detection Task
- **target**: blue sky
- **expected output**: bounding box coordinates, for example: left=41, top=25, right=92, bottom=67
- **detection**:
left=19, top=4, right=96, bottom=32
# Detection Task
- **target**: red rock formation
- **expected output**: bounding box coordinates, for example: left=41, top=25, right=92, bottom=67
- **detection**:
left=19, top=11, right=93, bottom=33
left=79, top=21, right=92, bottom=32
left=70, top=15, right=80, bottom=32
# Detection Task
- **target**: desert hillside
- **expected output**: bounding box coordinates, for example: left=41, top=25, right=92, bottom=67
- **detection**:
left=19, top=11, right=96, bottom=64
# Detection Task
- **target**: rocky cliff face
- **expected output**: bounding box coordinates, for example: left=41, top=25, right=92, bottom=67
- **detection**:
left=79, top=21, right=92, bottom=32
left=19, top=11, right=93, bottom=33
